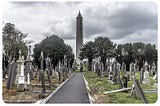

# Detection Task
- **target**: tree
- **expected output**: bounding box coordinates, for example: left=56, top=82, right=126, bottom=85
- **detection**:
left=145, top=43, right=157, bottom=65
left=3, top=23, right=28, bottom=61
left=79, top=41, right=97, bottom=71
left=33, top=35, right=74, bottom=69
left=94, top=37, right=115, bottom=69
left=116, top=42, right=157, bottom=71
left=115, top=44, right=123, bottom=64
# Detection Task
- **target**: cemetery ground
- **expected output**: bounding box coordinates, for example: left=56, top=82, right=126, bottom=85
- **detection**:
left=2, top=71, right=69, bottom=103
left=83, top=69, right=157, bottom=103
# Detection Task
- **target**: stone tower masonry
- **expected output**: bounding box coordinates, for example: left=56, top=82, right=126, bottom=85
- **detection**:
left=76, top=10, right=83, bottom=63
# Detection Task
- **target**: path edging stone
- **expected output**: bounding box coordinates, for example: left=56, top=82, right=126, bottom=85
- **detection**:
left=82, top=73, right=94, bottom=104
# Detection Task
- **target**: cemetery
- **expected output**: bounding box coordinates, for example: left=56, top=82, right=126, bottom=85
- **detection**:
left=83, top=60, right=158, bottom=103
left=2, top=41, right=158, bottom=103
left=2, top=3, right=158, bottom=104
left=2, top=48, right=73, bottom=103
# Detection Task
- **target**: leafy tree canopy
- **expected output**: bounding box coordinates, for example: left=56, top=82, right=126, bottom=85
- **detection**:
left=3, top=23, right=28, bottom=61
left=33, top=35, right=74, bottom=68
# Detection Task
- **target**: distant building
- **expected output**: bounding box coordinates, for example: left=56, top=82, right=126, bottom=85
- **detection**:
left=76, top=10, right=83, bottom=64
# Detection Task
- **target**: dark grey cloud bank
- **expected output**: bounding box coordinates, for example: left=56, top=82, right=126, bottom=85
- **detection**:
left=2, top=2, right=157, bottom=54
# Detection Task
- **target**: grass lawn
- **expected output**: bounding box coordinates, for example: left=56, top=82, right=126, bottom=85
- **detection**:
left=83, top=69, right=157, bottom=103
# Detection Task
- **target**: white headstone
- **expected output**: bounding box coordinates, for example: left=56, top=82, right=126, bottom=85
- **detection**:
left=143, top=70, right=150, bottom=85
left=18, top=56, right=25, bottom=84
left=27, top=73, right=30, bottom=85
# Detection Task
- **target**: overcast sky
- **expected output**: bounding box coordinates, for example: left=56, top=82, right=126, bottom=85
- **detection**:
left=2, top=1, right=157, bottom=55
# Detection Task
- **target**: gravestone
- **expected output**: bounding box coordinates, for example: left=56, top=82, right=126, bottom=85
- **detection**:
left=117, top=74, right=123, bottom=89
left=6, top=59, right=17, bottom=90
left=54, top=69, right=59, bottom=86
left=108, top=64, right=113, bottom=83
left=46, top=56, right=52, bottom=75
left=122, top=76, right=128, bottom=88
left=142, top=61, right=150, bottom=85
left=94, top=61, right=98, bottom=73
left=134, top=60, right=138, bottom=72
left=96, top=57, right=102, bottom=76
left=17, top=55, right=25, bottom=92
left=121, top=62, right=127, bottom=76
left=117, top=62, right=121, bottom=72
left=24, top=73, right=30, bottom=91
left=153, top=74, right=157, bottom=82
left=131, top=76, right=148, bottom=103
left=27, top=73, right=30, bottom=88
left=151, top=62, right=156, bottom=75
left=101, top=62, right=104, bottom=77
left=140, top=67, right=144, bottom=84
left=58, top=60, right=62, bottom=82
left=96, top=62, right=101, bottom=76
left=129, top=62, right=134, bottom=80
left=111, top=61, right=118, bottom=84
left=3, top=53, right=9, bottom=78
left=62, top=65, right=68, bottom=81
left=121, top=63, right=124, bottom=72
left=143, top=70, right=150, bottom=85
left=40, top=51, right=45, bottom=94
left=25, top=45, right=33, bottom=80
left=16, top=50, right=22, bottom=85
left=63, top=55, right=69, bottom=79
left=45, top=56, right=52, bottom=89
left=126, top=72, right=130, bottom=81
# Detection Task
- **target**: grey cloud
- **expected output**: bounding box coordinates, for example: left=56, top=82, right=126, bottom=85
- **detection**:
left=108, top=3, right=157, bottom=30
left=81, top=2, right=157, bottom=43
left=2, top=2, right=157, bottom=54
